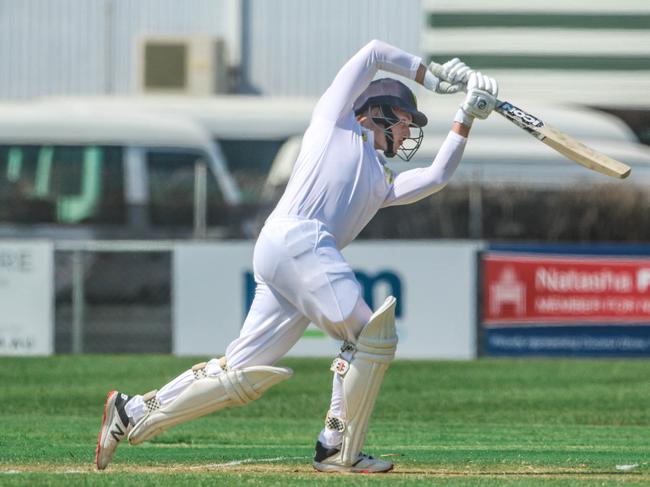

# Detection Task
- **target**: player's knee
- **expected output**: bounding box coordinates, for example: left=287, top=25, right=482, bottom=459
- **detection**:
left=327, top=294, right=372, bottom=343
left=204, top=357, right=227, bottom=376
left=346, top=297, right=374, bottom=338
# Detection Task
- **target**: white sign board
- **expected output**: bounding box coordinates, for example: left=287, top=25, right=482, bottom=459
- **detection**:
left=174, top=241, right=482, bottom=359
left=343, top=241, right=482, bottom=359
left=0, top=241, right=53, bottom=355
left=173, top=242, right=254, bottom=358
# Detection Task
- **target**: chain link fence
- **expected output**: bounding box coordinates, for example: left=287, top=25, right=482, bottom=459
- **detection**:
left=54, top=241, right=173, bottom=353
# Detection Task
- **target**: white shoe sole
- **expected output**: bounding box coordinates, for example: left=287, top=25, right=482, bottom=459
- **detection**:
left=313, top=460, right=394, bottom=473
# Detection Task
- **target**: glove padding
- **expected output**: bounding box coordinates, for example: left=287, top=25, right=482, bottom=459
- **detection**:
left=431, top=57, right=474, bottom=85
left=461, top=72, right=498, bottom=120
left=423, top=69, right=463, bottom=95
left=435, top=78, right=463, bottom=95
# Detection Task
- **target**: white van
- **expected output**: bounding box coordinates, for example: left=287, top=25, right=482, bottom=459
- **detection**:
left=36, top=95, right=314, bottom=205
left=0, top=103, right=247, bottom=239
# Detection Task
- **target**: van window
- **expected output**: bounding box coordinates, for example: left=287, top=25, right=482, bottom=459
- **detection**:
left=219, top=139, right=286, bottom=200
left=146, top=150, right=227, bottom=227
left=0, top=145, right=124, bottom=224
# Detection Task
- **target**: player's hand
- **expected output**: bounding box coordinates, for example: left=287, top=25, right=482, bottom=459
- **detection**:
left=430, top=57, right=474, bottom=85
left=460, top=72, right=498, bottom=120
left=423, top=68, right=463, bottom=95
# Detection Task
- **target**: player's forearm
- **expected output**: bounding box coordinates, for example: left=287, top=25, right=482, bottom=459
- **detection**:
left=452, top=122, right=471, bottom=137
left=382, top=130, right=467, bottom=207
left=415, top=64, right=426, bottom=85
left=313, top=40, right=421, bottom=121
left=370, top=40, right=422, bottom=80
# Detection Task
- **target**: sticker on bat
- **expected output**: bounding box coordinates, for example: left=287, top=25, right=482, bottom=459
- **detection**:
left=497, top=102, right=544, bottom=129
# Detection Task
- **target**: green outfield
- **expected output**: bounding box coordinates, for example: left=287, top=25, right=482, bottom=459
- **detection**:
left=1, top=355, right=649, bottom=486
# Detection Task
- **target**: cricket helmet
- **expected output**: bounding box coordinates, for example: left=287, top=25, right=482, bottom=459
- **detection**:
left=353, top=78, right=426, bottom=161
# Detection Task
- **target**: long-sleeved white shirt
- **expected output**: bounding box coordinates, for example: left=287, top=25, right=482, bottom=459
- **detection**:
left=268, top=40, right=467, bottom=248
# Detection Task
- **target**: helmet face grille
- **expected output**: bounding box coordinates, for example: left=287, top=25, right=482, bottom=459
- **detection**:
left=370, top=105, right=424, bottom=161
left=397, top=125, right=424, bottom=162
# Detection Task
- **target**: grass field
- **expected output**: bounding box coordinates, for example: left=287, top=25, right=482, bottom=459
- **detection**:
left=1, top=355, right=649, bottom=486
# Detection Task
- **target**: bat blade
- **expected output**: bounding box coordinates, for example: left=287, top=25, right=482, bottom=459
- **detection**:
left=495, top=101, right=631, bottom=179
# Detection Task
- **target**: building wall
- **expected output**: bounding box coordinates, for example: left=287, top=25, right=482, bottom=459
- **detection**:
left=242, top=0, right=422, bottom=95
left=0, top=0, right=236, bottom=99
left=0, top=0, right=647, bottom=106
left=422, top=0, right=650, bottom=106
left=0, top=0, right=421, bottom=99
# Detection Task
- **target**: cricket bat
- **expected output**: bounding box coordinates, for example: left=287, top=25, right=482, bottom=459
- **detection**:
left=429, top=64, right=632, bottom=179
left=493, top=101, right=631, bottom=179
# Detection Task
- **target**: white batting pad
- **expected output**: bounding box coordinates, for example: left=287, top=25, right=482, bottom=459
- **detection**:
left=128, top=365, right=292, bottom=445
left=339, top=296, right=397, bottom=465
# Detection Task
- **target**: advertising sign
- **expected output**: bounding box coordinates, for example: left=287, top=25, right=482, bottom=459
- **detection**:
left=174, top=241, right=481, bottom=359
left=482, top=253, right=650, bottom=356
left=0, top=241, right=54, bottom=355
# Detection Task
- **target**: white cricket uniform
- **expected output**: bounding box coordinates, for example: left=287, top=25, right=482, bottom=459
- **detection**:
left=125, top=39, right=468, bottom=435
left=225, top=40, right=467, bottom=369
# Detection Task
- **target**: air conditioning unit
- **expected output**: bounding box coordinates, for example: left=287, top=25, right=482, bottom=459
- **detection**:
left=139, top=36, right=229, bottom=95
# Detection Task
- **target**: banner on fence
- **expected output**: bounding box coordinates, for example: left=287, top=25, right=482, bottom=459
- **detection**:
left=174, top=241, right=481, bottom=359
left=482, top=252, right=650, bottom=356
left=0, top=241, right=53, bottom=355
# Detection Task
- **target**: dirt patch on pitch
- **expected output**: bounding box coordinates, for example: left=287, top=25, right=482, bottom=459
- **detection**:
left=2, top=463, right=648, bottom=481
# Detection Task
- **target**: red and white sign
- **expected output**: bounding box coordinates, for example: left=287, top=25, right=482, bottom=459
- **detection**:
left=483, top=253, right=650, bottom=325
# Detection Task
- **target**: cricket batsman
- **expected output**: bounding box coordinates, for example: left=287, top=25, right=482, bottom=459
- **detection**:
left=96, top=40, right=497, bottom=473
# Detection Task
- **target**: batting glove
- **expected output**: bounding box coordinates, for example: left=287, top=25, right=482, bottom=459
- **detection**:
left=430, top=57, right=475, bottom=85
left=422, top=69, right=463, bottom=95
left=455, top=72, right=499, bottom=126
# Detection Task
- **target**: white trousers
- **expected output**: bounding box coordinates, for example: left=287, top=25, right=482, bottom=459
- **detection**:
left=127, top=217, right=372, bottom=447
left=229, top=217, right=370, bottom=364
